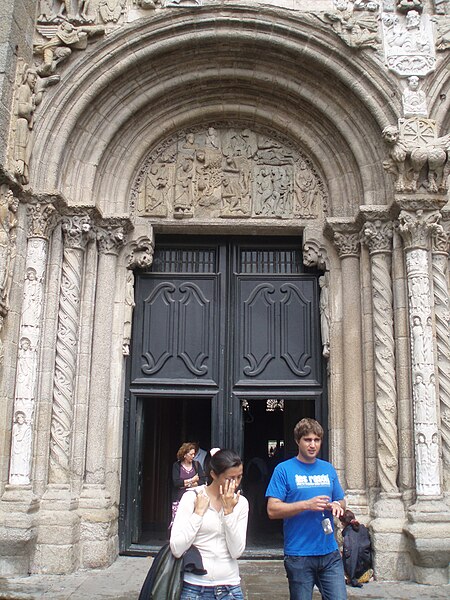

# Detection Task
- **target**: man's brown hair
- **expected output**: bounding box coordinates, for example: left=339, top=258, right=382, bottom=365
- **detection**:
left=294, top=418, right=324, bottom=443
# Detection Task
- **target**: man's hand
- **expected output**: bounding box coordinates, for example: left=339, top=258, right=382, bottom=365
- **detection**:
left=326, top=500, right=345, bottom=517
left=306, top=495, right=332, bottom=511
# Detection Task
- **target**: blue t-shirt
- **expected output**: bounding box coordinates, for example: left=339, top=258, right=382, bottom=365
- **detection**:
left=265, top=457, right=344, bottom=556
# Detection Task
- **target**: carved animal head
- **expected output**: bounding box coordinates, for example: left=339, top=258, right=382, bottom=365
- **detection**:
left=382, top=125, right=400, bottom=145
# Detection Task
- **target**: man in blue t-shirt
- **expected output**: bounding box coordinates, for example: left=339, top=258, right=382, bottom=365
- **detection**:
left=266, top=418, right=347, bottom=600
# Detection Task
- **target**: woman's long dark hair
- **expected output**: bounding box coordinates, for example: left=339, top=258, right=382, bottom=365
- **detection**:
left=205, top=449, right=242, bottom=484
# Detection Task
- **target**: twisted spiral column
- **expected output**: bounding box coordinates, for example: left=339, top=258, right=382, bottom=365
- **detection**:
left=363, top=220, right=399, bottom=493
left=432, top=227, right=450, bottom=492
left=49, top=215, right=92, bottom=484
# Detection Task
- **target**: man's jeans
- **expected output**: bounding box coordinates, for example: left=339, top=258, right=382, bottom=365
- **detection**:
left=284, top=550, right=347, bottom=600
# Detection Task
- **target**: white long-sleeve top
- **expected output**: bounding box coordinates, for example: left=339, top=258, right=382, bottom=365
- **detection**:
left=169, top=485, right=249, bottom=586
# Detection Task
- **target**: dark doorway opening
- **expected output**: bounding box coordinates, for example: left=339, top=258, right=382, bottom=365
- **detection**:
left=242, top=398, right=316, bottom=551
left=135, top=396, right=212, bottom=547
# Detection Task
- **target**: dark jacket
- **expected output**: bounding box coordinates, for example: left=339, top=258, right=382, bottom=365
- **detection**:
left=342, top=522, right=372, bottom=582
left=171, top=460, right=206, bottom=502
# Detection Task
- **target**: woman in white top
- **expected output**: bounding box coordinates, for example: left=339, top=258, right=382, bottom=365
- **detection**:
left=170, top=449, right=249, bottom=600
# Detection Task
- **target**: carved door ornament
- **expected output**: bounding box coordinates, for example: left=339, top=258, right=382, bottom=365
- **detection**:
left=134, top=125, right=327, bottom=221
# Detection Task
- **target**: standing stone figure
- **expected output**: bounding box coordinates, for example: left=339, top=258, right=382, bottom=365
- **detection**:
left=9, top=410, right=32, bottom=485
left=319, top=275, right=331, bottom=358
left=14, top=68, right=42, bottom=184
left=0, top=189, right=19, bottom=309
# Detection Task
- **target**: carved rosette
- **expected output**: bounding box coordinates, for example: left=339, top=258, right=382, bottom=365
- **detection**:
left=399, top=211, right=441, bottom=496
left=431, top=226, right=450, bottom=490
left=96, top=225, right=126, bottom=255
left=333, top=232, right=361, bottom=258
left=363, top=220, right=399, bottom=493
left=49, top=215, right=93, bottom=483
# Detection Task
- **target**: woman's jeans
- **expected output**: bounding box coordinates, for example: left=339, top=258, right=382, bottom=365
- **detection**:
left=284, top=550, right=347, bottom=600
left=180, top=581, right=244, bottom=599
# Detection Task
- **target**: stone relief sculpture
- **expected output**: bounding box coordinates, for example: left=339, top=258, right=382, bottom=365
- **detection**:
left=433, top=0, right=449, bottom=15
left=382, top=118, right=449, bottom=192
left=123, top=269, right=135, bottom=356
left=9, top=411, right=33, bottom=485
left=433, top=15, right=450, bottom=50
left=322, top=0, right=381, bottom=50
left=402, top=75, right=428, bottom=117
left=396, top=0, right=423, bottom=12
left=382, top=9, right=435, bottom=77
left=34, top=21, right=104, bottom=77
left=399, top=209, right=441, bottom=496
left=99, top=0, right=126, bottom=22
left=0, top=187, right=19, bottom=312
left=135, top=125, right=326, bottom=221
left=38, top=0, right=96, bottom=23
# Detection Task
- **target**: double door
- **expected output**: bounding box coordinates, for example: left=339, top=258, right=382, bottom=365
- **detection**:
left=120, top=236, right=325, bottom=551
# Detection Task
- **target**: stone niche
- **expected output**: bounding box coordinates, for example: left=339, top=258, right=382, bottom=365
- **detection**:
left=133, top=123, right=328, bottom=222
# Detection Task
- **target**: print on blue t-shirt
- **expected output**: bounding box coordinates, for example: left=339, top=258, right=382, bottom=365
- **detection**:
left=265, top=457, right=345, bottom=556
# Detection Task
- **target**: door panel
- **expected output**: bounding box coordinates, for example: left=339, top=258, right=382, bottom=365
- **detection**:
left=132, top=274, right=220, bottom=386
left=235, top=276, right=321, bottom=386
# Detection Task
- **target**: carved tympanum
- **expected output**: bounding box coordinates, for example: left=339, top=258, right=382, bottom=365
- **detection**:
left=135, top=125, right=326, bottom=221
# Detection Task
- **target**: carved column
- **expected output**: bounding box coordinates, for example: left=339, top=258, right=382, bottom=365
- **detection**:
left=332, top=230, right=366, bottom=501
left=84, top=225, right=125, bottom=488
left=8, top=203, right=56, bottom=485
left=362, top=218, right=400, bottom=495
left=398, top=209, right=441, bottom=497
left=49, top=215, right=93, bottom=484
left=431, top=225, right=450, bottom=492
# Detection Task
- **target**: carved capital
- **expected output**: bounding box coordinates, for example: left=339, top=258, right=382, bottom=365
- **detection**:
left=302, top=239, right=328, bottom=271
left=333, top=232, right=361, bottom=258
left=61, top=215, right=94, bottom=250
left=362, top=220, right=394, bottom=255
left=398, top=209, right=441, bottom=250
left=27, top=203, right=57, bottom=239
left=127, top=236, right=154, bottom=269
left=96, top=225, right=126, bottom=255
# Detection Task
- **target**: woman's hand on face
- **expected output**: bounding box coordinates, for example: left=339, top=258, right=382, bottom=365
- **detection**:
left=220, top=479, right=240, bottom=515
left=194, top=489, right=210, bottom=516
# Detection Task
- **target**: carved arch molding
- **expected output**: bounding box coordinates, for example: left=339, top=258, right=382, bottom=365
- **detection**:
left=131, top=122, right=328, bottom=222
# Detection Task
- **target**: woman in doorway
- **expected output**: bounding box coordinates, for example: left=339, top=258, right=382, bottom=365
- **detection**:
left=170, top=449, right=249, bottom=600
left=171, top=442, right=206, bottom=527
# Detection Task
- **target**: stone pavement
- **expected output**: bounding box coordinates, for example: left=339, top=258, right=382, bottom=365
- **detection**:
left=0, top=557, right=448, bottom=600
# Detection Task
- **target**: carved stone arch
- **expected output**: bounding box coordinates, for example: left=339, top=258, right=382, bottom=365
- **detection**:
left=29, top=6, right=402, bottom=220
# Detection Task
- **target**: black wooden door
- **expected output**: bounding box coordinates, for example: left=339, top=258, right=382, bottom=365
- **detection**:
left=121, top=236, right=324, bottom=551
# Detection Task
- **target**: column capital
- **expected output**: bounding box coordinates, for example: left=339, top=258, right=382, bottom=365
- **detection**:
left=96, top=224, right=126, bottom=255
left=61, top=215, right=94, bottom=250
left=398, top=209, right=441, bottom=250
left=333, top=231, right=361, bottom=258
left=362, top=219, right=394, bottom=255
left=27, top=203, right=57, bottom=239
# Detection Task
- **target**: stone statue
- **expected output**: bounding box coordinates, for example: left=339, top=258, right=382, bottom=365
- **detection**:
left=0, top=188, right=19, bottom=309
left=319, top=275, right=331, bottom=358
left=9, top=410, right=32, bottom=485
left=14, top=68, right=42, bottom=184
left=123, top=269, right=135, bottom=355
left=396, top=0, right=423, bottom=11
left=402, top=76, right=428, bottom=118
